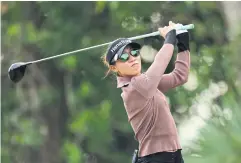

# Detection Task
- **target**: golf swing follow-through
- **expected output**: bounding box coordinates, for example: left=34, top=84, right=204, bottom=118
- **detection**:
left=101, top=21, right=191, bottom=163
left=8, top=23, right=194, bottom=83
left=9, top=20, right=194, bottom=163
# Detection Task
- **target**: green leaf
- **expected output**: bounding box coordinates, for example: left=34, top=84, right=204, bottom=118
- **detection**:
left=63, top=141, right=83, bottom=163
left=95, top=1, right=107, bottom=13
left=61, top=55, right=77, bottom=71
left=70, top=111, right=91, bottom=134
left=79, top=81, right=91, bottom=98
left=7, top=23, right=21, bottom=37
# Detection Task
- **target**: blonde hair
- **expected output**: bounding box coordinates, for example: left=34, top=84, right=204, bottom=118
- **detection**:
left=101, top=53, right=112, bottom=78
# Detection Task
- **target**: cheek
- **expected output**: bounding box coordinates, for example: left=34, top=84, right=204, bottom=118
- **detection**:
left=115, top=58, right=142, bottom=75
left=115, top=62, right=130, bottom=72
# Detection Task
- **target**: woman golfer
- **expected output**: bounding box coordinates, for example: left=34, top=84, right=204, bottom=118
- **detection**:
left=102, top=21, right=190, bottom=163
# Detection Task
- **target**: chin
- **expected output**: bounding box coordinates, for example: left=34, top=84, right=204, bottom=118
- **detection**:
left=132, top=70, right=141, bottom=76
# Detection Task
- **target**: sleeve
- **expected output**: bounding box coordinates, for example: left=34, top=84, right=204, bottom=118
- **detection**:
left=131, top=43, right=175, bottom=99
left=157, top=50, right=190, bottom=93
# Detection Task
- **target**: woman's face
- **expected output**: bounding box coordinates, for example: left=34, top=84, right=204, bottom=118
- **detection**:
left=111, top=46, right=142, bottom=77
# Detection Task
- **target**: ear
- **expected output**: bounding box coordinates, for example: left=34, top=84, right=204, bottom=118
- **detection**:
left=109, top=65, right=118, bottom=73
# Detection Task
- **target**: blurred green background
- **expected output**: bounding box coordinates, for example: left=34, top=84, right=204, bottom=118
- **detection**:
left=1, top=1, right=241, bottom=163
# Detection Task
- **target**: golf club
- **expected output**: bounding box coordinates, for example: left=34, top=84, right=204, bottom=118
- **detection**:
left=8, top=24, right=194, bottom=83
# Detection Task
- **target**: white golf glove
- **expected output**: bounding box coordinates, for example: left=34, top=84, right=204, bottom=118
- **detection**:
left=175, top=23, right=190, bottom=53
left=175, top=23, right=188, bottom=35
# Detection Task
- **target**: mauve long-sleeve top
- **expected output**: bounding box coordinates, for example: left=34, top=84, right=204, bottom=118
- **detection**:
left=116, top=44, right=190, bottom=157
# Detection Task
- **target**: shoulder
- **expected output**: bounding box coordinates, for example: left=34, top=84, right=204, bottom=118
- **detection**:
left=120, top=83, right=147, bottom=106
left=118, top=73, right=153, bottom=100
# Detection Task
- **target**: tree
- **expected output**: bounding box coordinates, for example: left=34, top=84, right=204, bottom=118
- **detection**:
left=1, top=2, right=240, bottom=163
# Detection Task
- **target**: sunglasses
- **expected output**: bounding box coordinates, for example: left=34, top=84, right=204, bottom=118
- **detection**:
left=117, top=49, right=140, bottom=62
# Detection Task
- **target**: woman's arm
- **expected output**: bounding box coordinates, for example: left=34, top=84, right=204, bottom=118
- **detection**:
left=131, top=28, right=176, bottom=99
left=157, top=50, right=190, bottom=93
left=158, top=31, right=190, bottom=93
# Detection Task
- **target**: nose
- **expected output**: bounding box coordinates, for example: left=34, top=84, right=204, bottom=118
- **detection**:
left=128, top=54, right=136, bottom=62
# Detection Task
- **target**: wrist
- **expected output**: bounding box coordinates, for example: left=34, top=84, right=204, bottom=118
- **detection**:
left=164, top=29, right=176, bottom=46
left=176, top=32, right=190, bottom=53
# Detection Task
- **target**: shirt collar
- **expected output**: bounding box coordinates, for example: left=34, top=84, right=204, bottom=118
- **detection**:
left=116, top=75, right=132, bottom=88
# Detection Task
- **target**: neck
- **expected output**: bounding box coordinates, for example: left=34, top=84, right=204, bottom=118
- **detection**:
left=117, top=73, right=141, bottom=78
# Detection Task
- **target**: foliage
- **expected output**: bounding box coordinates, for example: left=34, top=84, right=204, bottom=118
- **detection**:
left=184, top=106, right=241, bottom=163
left=1, top=1, right=241, bottom=163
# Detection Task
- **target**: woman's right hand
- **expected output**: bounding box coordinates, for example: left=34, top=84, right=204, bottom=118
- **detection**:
left=158, top=21, right=176, bottom=39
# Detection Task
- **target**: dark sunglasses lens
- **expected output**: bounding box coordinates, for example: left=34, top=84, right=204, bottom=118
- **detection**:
left=119, top=53, right=129, bottom=62
left=131, top=50, right=140, bottom=56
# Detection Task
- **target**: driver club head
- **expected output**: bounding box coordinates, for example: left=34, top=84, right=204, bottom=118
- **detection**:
left=8, top=62, right=31, bottom=83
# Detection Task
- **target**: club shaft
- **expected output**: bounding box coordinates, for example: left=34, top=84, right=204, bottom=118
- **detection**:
left=28, top=24, right=194, bottom=64
left=28, top=41, right=112, bottom=64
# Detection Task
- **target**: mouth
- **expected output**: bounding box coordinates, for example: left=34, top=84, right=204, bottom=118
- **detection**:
left=131, top=63, right=139, bottom=67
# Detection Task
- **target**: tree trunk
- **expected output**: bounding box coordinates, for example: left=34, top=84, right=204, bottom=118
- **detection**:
left=21, top=2, right=69, bottom=163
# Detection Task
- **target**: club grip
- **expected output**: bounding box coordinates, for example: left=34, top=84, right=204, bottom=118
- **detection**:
left=150, top=24, right=194, bottom=37
left=176, top=24, right=194, bottom=30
